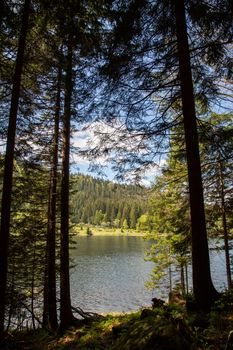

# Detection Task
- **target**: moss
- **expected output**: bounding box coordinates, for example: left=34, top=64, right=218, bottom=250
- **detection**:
left=3, top=296, right=233, bottom=350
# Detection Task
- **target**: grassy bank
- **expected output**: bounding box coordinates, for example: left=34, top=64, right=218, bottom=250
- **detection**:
left=71, top=224, right=146, bottom=237
left=3, top=291, right=233, bottom=349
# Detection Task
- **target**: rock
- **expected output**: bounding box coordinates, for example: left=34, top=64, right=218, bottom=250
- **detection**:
left=145, top=317, right=192, bottom=350
left=140, top=309, right=155, bottom=319
left=152, top=297, right=165, bottom=308
left=112, top=324, right=127, bottom=339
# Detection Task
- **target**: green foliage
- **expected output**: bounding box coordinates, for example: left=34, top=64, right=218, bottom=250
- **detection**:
left=129, top=205, right=137, bottom=229
left=6, top=300, right=233, bottom=350
left=145, top=137, right=191, bottom=292
left=4, top=160, right=49, bottom=329
left=212, top=289, right=233, bottom=313
left=122, top=218, right=129, bottom=230
left=1, top=0, right=232, bottom=335
left=70, top=174, right=148, bottom=229
left=5, top=308, right=196, bottom=349
left=200, top=112, right=233, bottom=238
left=93, top=210, right=105, bottom=225
left=137, top=214, right=153, bottom=232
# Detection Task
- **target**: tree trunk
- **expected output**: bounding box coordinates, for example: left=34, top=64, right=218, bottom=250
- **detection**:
left=185, top=261, right=189, bottom=294
left=218, top=158, right=232, bottom=289
left=60, top=41, right=75, bottom=331
left=31, top=246, right=36, bottom=330
left=0, top=0, right=30, bottom=336
left=174, top=0, right=219, bottom=309
left=180, top=263, right=185, bottom=294
left=6, top=258, right=16, bottom=332
left=42, top=176, right=51, bottom=328
left=168, top=246, right=172, bottom=292
left=46, top=65, right=62, bottom=331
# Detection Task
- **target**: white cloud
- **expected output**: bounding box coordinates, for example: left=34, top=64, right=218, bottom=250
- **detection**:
left=70, top=121, right=167, bottom=185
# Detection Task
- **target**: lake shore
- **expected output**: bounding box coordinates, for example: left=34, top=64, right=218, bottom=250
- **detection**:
left=71, top=224, right=147, bottom=237
left=5, top=294, right=233, bottom=350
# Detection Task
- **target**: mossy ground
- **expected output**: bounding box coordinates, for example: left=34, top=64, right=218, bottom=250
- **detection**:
left=3, top=292, right=233, bottom=350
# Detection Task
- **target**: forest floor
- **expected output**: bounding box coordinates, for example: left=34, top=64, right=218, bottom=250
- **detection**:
left=3, top=291, right=233, bottom=350
left=72, top=224, right=146, bottom=237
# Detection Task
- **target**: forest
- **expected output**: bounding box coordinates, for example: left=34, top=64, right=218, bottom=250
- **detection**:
left=70, top=174, right=149, bottom=228
left=0, top=0, right=233, bottom=349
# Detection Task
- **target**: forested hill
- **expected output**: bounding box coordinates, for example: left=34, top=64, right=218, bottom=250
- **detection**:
left=70, top=174, right=149, bottom=229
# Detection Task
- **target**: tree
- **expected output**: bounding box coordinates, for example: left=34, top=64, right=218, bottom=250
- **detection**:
left=93, top=210, right=105, bottom=225
left=146, top=232, right=174, bottom=295
left=200, top=112, right=233, bottom=289
left=70, top=174, right=148, bottom=227
left=60, top=37, right=76, bottom=330
left=85, top=0, right=232, bottom=308
left=0, top=0, right=31, bottom=336
left=129, top=205, right=137, bottom=229
left=6, top=160, right=48, bottom=331
left=137, top=214, right=152, bottom=232
left=43, top=63, right=62, bottom=331
left=146, top=146, right=191, bottom=295
left=218, top=157, right=232, bottom=289
left=174, top=0, right=219, bottom=308
left=122, top=218, right=129, bottom=230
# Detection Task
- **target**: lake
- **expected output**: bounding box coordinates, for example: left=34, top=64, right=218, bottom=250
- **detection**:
left=70, top=235, right=230, bottom=314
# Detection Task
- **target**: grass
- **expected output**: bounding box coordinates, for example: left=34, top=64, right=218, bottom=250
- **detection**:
left=3, top=292, right=233, bottom=349
left=71, top=224, right=146, bottom=237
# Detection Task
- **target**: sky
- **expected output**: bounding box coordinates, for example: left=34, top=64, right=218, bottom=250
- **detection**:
left=70, top=124, right=166, bottom=187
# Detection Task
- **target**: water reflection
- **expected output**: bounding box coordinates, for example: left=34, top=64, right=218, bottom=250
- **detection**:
left=70, top=236, right=229, bottom=314
left=70, top=236, right=154, bottom=313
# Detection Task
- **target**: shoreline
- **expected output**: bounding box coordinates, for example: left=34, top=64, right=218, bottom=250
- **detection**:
left=71, top=224, right=147, bottom=237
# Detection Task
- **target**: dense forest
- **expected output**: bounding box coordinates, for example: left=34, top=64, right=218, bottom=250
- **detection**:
left=0, top=0, right=233, bottom=348
left=70, top=174, right=149, bottom=228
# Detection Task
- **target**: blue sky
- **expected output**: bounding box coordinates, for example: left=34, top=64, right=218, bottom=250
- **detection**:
left=70, top=125, right=164, bottom=186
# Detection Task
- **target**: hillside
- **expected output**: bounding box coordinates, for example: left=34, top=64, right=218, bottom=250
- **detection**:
left=70, top=174, right=149, bottom=229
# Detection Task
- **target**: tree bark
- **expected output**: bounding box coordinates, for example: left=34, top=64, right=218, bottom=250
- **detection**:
left=180, top=263, right=185, bottom=294
left=31, top=246, right=36, bottom=330
left=42, top=177, right=51, bottom=328
left=185, top=261, right=189, bottom=294
left=174, top=0, right=219, bottom=309
left=0, top=0, right=30, bottom=337
left=59, top=41, right=75, bottom=331
left=46, top=65, right=62, bottom=331
left=218, top=158, right=232, bottom=289
left=6, top=258, right=16, bottom=332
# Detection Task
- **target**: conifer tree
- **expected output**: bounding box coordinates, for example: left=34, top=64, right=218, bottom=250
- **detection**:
left=200, top=112, right=233, bottom=289
left=0, top=0, right=31, bottom=336
left=174, top=0, right=219, bottom=308
left=43, top=63, right=62, bottom=331
left=60, top=37, right=76, bottom=330
left=87, top=0, right=233, bottom=308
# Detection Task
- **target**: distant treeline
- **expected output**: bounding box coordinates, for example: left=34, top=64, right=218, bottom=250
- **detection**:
left=70, top=174, right=149, bottom=229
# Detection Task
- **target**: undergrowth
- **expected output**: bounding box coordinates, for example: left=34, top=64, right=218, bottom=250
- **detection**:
left=2, top=290, right=233, bottom=350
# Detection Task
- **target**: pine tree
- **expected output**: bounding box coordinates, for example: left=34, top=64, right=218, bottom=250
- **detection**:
left=0, top=0, right=31, bottom=336
left=129, top=205, right=137, bottom=229
left=87, top=0, right=232, bottom=308
left=174, top=0, right=219, bottom=308
left=200, top=112, right=233, bottom=289
left=122, top=218, right=129, bottom=230
left=43, top=63, right=62, bottom=331
left=60, top=37, right=76, bottom=330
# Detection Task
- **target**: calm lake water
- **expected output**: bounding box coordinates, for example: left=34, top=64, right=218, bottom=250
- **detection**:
left=70, top=235, right=229, bottom=314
